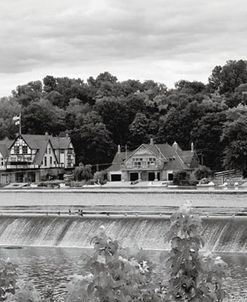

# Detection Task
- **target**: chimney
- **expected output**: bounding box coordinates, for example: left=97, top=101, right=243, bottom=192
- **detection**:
left=191, top=142, right=194, bottom=153
left=150, top=138, right=154, bottom=145
left=117, top=145, right=121, bottom=154
left=173, top=141, right=177, bottom=150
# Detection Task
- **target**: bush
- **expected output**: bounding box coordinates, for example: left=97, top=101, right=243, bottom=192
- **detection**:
left=0, top=258, right=17, bottom=300
left=74, top=226, right=164, bottom=302
left=94, top=171, right=107, bottom=185
left=173, top=170, right=197, bottom=186
left=166, top=201, right=227, bottom=301
left=74, top=163, right=93, bottom=181
left=194, top=166, right=212, bottom=181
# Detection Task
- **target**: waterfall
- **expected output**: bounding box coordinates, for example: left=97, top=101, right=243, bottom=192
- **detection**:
left=0, top=216, right=246, bottom=253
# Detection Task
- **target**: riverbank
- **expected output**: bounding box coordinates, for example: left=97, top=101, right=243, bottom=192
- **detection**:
left=1, top=187, right=247, bottom=193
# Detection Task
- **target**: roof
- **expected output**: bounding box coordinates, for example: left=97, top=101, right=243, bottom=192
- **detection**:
left=50, top=136, right=71, bottom=149
left=0, top=143, right=9, bottom=158
left=106, top=151, right=132, bottom=172
left=181, top=150, right=194, bottom=165
left=0, top=138, right=13, bottom=157
left=20, top=135, right=50, bottom=165
left=21, top=134, right=50, bottom=149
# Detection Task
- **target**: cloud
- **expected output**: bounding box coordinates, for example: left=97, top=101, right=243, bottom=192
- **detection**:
left=0, top=0, right=246, bottom=96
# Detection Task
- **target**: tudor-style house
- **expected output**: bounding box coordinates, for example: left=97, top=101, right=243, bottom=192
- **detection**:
left=0, top=133, right=75, bottom=184
left=107, top=139, right=199, bottom=182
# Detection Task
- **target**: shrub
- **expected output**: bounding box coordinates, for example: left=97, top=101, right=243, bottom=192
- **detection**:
left=194, top=166, right=212, bottom=181
left=81, top=226, right=164, bottom=302
left=165, top=201, right=227, bottom=301
left=173, top=171, right=196, bottom=186
left=0, top=258, right=17, bottom=301
left=94, top=171, right=107, bottom=185
left=74, top=163, right=93, bottom=181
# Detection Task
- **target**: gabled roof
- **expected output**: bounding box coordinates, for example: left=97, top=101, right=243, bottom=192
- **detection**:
left=50, top=136, right=71, bottom=150
left=106, top=152, right=131, bottom=172
left=181, top=150, right=194, bottom=165
left=19, top=135, right=51, bottom=165
left=21, top=134, right=50, bottom=149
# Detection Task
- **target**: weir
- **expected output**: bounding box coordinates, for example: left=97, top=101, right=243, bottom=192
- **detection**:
left=0, top=215, right=246, bottom=253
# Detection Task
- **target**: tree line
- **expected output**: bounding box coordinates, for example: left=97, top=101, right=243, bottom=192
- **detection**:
left=1, top=59, right=247, bottom=173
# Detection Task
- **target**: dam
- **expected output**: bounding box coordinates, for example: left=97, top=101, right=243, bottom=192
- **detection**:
left=0, top=190, right=246, bottom=301
left=0, top=215, right=246, bottom=253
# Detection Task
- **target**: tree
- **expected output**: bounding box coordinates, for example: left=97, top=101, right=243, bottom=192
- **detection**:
left=128, top=113, right=150, bottom=149
left=43, top=75, right=57, bottom=93
left=70, top=112, right=116, bottom=165
left=175, top=80, right=206, bottom=94
left=208, top=60, right=247, bottom=94
left=22, top=99, right=66, bottom=135
left=65, top=98, right=91, bottom=129
left=191, top=111, right=227, bottom=171
left=12, top=81, right=43, bottom=107
left=221, top=107, right=247, bottom=170
left=94, top=97, right=130, bottom=145
left=0, top=97, right=21, bottom=139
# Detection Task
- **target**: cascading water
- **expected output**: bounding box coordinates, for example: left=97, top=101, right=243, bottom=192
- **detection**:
left=0, top=216, right=246, bottom=252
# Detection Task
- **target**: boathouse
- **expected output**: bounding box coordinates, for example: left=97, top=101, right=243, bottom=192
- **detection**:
left=107, top=139, right=199, bottom=182
left=0, top=133, right=75, bottom=184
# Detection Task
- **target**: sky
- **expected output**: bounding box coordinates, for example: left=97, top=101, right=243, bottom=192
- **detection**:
left=0, top=0, right=246, bottom=97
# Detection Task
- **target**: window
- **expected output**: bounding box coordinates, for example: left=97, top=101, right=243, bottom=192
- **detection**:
left=44, top=157, right=47, bottom=166
left=22, top=146, right=28, bottom=154
left=14, top=146, right=19, bottom=154
left=50, top=157, right=52, bottom=165
left=133, top=158, right=142, bottom=168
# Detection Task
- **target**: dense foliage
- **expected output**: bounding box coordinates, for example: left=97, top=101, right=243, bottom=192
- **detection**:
left=1, top=60, right=247, bottom=172
left=166, top=202, right=227, bottom=301
left=0, top=259, right=17, bottom=301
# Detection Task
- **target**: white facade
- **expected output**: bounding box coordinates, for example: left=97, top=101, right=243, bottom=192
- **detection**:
left=40, top=142, right=58, bottom=169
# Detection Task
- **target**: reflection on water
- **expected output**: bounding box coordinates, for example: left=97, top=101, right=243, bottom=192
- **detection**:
left=0, top=247, right=246, bottom=302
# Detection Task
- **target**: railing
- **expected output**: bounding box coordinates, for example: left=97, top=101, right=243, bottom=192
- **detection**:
left=121, top=163, right=163, bottom=170
left=8, top=155, right=33, bottom=163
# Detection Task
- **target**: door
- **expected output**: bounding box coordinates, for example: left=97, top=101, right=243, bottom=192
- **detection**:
left=130, top=173, right=138, bottom=181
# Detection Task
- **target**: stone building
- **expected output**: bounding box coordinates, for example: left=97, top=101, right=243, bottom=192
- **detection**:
left=107, top=140, right=199, bottom=182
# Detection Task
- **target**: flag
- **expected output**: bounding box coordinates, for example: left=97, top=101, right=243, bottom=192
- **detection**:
left=13, top=115, right=20, bottom=125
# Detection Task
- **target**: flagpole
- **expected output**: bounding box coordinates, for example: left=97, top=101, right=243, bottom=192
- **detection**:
left=19, top=113, right=22, bottom=135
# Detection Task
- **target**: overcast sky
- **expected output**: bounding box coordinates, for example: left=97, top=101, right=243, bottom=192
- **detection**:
left=0, top=0, right=246, bottom=97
